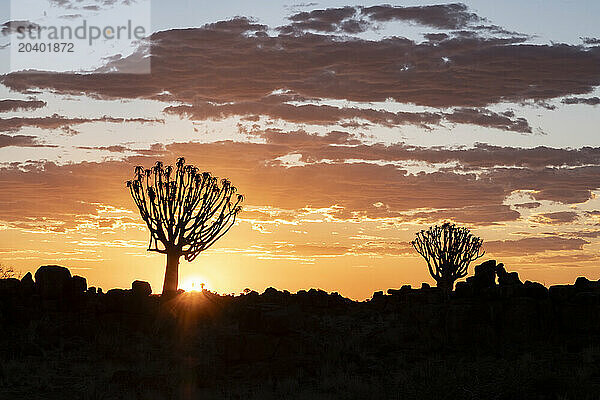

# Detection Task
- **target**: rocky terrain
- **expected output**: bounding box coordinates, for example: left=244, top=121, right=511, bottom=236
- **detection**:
left=1, top=261, right=599, bottom=399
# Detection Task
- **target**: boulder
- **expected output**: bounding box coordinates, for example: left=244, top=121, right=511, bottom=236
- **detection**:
left=496, top=264, right=521, bottom=286
left=305, top=288, right=330, bottom=307
left=0, top=278, right=21, bottom=297
left=387, top=284, right=412, bottom=296
left=454, top=281, right=473, bottom=297
left=465, top=260, right=498, bottom=292
left=523, top=281, right=548, bottom=299
left=574, top=276, right=600, bottom=291
left=472, top=260, right=497, bottom=288
left=575, top=276, right=591, bottom=290
left=71, top=275, right=87, bottom=294
left=132, top=280, right=152, bottom=297
left=243, top=290, right=259, bottom=304
left=20, top=272, right=34, bottom=295
left=371, top=290, right=387, bottom=306
left=263, top=287, right=279, bottom=296
left=107, top=288, right=129, bottom=297
left=401, top=284, right=412, bottom=291
left=262, top=287, right=290, bottom=303
left=549, top=284, right=576, bottom=301
left=502, top=272, right=521, bottom=286
left=34, top=265, right=71, bottom=299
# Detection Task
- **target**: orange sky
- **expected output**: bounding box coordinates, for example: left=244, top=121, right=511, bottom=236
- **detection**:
left=0, top=2, right=600, bottom=298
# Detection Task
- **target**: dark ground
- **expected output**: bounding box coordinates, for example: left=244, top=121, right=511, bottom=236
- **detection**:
left=1, top=260, right=600, bottom=400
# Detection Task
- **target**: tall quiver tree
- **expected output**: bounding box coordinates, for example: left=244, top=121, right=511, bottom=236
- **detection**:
left=127, top=157, right=243, bottom=296
left=411, top=222, right=484, bottom=292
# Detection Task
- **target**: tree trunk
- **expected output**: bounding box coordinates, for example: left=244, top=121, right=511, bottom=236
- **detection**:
left=162, top=251, right=181, bottom=296
left=436, top=276, right=455, bottom=295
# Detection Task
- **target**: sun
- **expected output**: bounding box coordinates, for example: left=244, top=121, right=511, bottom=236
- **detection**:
left=180, top=276, right=209, bottom=292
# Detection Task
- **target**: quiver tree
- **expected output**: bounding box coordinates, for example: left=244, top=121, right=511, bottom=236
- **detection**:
left=127, top=157, right=243, bottom=296
left=411, top=222, right=484, bottom=292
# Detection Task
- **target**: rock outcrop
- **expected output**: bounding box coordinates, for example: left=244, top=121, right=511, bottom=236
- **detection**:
left=71, top=275, right=87, bottom=294
left=132, top=280, right=152, bottom=297
left=34, top=265, right=72, bottom=299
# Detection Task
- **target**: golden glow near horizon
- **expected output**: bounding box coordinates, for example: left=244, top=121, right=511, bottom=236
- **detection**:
left=180, top=276, right=209, bottom=293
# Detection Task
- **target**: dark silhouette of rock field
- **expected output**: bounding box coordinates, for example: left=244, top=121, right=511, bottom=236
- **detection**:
left=1, top=262, right=600, bottom=399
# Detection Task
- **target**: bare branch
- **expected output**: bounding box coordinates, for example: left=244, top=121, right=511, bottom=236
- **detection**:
left=126, top=157, right=244, bottom=262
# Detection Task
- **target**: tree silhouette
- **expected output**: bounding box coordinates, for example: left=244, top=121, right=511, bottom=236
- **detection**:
left=411, top=222, right=484, bottom=292
left=127, top=157, right=243, bottom=296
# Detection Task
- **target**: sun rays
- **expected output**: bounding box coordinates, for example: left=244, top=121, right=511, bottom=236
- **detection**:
left=180, top=276, right=209, bottom=292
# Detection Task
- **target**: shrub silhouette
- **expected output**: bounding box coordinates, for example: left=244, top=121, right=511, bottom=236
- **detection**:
left=0, top=264, right=19, bottom=279
left=127, top=157, right=243, bottom=296
left=411, top=222, right=484, bottom=292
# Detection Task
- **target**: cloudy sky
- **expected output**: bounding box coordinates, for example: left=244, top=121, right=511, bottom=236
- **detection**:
left=0, top=0, right=599, bottom=298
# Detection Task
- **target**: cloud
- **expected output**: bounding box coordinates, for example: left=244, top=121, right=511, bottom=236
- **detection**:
left=424, top=33, right=449, bottom=42
left=254, top=133, right=600, bottom=170
left=582, top=37, right=600, bottom=45
left=2, top=15, right=599, bottom=116
left=514, top=202, right=541, bottom=209
left=280, top=6, right=371, bottom=34
left=48, top=0, right=133, bottom=9
left=160, top=138, right=600, bottom=213
left=289, top=7, right=356, bottom=26
left=48, top=0, right=73, bottom=7
left=76, top=145, right=132, bottom=153
left=360, top=3, right=481, bottom=30
left=2, top=136, right=600, bottom=230
left=0, top=6, right=599, bottom=228
left=0, top=114, right=163, bottom=133
left=563, top=229, right=600, bottom=239
left=279, top=3, right=521, bottom=37
left=0, top=99, right=46, bottom=112
left=0, top=160, right=134, bottom=232
left=491, top=166, right=600, bottom=205
left=445, top=108, right=532, bottom=133
left=0, top=133, right=50, bottom=148
left=165, top=98, right=533, bottom=133
left=1, top=20, right=40, bottom=36
left=528, top=253, right=600, bottom=265
left=165, top=98, right=443, bottom=129
left=408, top=205, right=521, bottom=226
left=531, top=211, right=579, bottom=225
left=58, top=14, right=83, bottom=20
left=561, top=96, right=600, bottom=105
left=485, top=237, right=588, bottom=255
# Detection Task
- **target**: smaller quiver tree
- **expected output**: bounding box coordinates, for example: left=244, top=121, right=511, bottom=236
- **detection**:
left=411, top=222, right=484, bottom=292
left=127, top=157, right=243, bottom=296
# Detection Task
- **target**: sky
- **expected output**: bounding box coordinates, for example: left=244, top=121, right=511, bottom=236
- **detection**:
left=0, top=0, right=599, bottom=299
